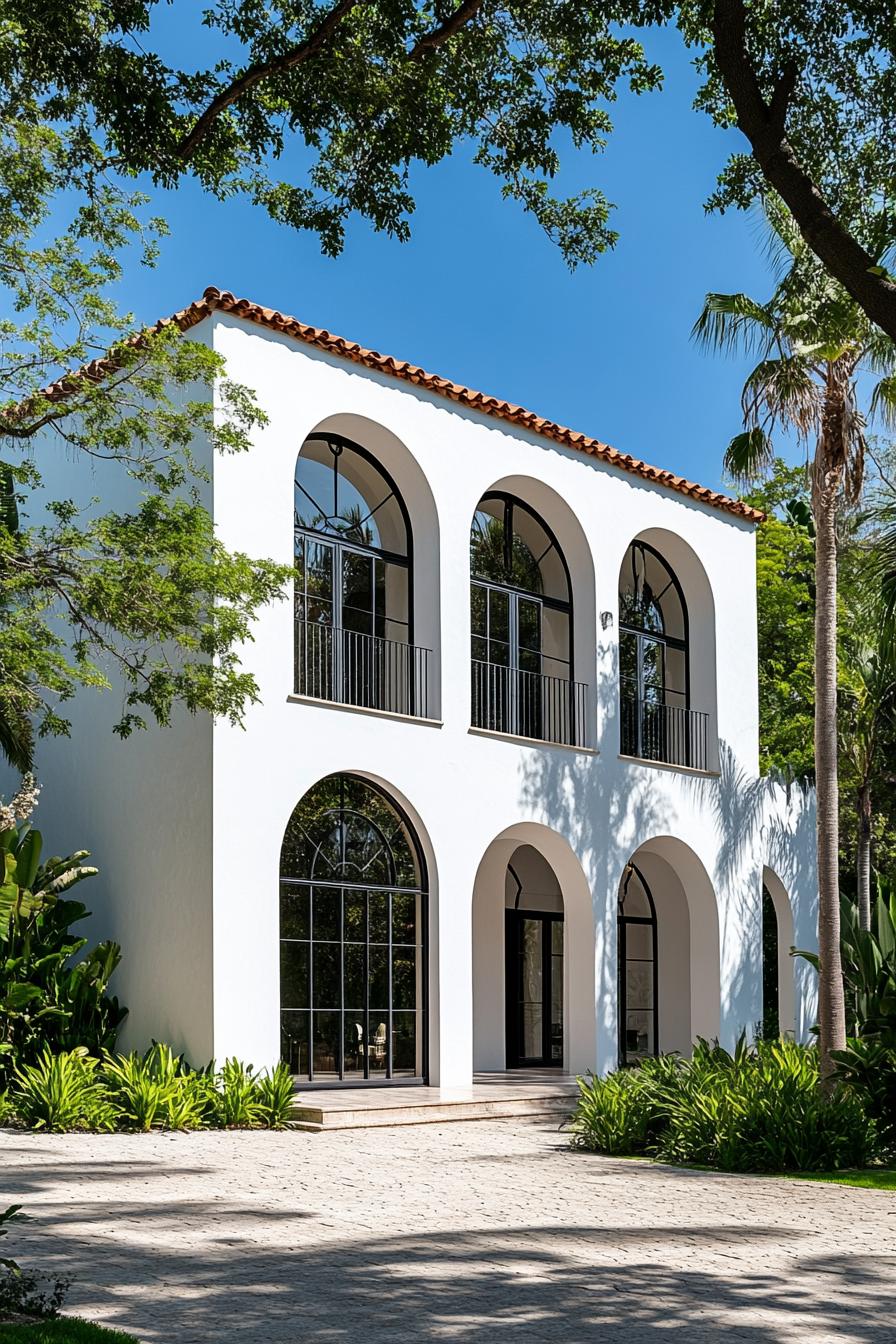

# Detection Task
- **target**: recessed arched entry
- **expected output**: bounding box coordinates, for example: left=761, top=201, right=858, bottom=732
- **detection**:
left=762, top=866, right=796, bottom=1037
left=472, top=823, right=595, bottom=1075
left=279, top=773, right=428, bottom=1084
left=616, top=837, right=720, bottom=1064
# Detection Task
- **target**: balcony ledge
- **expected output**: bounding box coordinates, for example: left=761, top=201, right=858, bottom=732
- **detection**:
left=287, top=693, right=443, bottom=728
left=469, top=726, right=598, bottom=756
left=617, top=753, right=720, bottom=779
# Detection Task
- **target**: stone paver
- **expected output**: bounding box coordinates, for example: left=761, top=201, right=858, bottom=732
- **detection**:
left=1, top=1120, right=893, bottom=1342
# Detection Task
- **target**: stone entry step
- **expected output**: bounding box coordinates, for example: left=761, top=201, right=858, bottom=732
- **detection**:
left=289, top=1072, right=580, bottom=1132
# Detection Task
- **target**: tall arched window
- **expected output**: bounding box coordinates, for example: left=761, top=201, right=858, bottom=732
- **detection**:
left=470, top=493, right=584, bottom=744
left=280, top=774, right=427, bottom=1084
left=618, top=862, right=658, bottom=1066
left=619, top=540, right=705, bottom=768
left=294, top=433, right=428, bottom=715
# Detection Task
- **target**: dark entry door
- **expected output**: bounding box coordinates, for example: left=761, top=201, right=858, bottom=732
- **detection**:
left=505, top=910, right=564, bottom=1068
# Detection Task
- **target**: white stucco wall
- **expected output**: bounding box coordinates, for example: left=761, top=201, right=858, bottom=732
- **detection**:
left=202, top=311, right=817, bottom=1081
left=22, top=307, right=819, bottom=1081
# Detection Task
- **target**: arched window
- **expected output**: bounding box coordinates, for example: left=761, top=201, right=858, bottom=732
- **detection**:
left=294, top=434, right=428, bottom=715
left=619, top=540, right=704, bottom=768
left=279, top=774, right=427, bottom=1084
left=470, top=493, right=583, bottom=744
left=618, top=862, right=658, bottom=1065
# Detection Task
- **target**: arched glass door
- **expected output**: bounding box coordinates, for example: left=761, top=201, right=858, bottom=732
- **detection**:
left=619, top=540, right=704, bottom=768
left=294, top=434, right=429, bottom=716
left=618, top=862, right=658, bottom=1065
left=470, top=493, right=583, bottom=744
left=279, top=774, right=427, bottom=1084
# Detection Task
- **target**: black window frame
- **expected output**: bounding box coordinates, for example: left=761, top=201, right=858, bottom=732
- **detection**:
left=618, top=539, right=689, bottom=711
left=617, top=861, right=659, bottom=1067
left=279, top=773, right=429, bottom=1088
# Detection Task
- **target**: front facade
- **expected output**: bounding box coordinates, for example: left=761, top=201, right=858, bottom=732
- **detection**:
left=33, top=292, right=819, bottom=1086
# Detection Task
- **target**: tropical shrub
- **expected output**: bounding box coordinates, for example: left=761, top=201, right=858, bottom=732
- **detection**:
left=101, top=1044, right=215, bottom=1132
left=570, top=1037, right=881, bottom=1172
left=570, top=1057, right=674, bottom=1155
left=256, top=1063, right=296, bottom=1130
left=216, top=1058, right=265, bottom=1129
left=831, top=1035, right=896, bottom=1154
left=0, top=819, right=126, bottom=1078
left=2, top=1046, right=295, bottom=1132
left=12, top=1049, right=117, bottom=1133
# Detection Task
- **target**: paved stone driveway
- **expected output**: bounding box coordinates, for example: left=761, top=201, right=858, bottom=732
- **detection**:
left=2, top=1119, right=893, bottom=1342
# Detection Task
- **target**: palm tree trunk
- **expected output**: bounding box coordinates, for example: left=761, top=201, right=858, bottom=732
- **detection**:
left=814, top=445, right=848, bottom=1080
left=856, top=780, right=872, bottom=932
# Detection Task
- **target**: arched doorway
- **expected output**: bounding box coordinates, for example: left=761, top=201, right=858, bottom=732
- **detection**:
left=472, top=827, right=595, bottom=1076
left=504, top=846, right=565, bottom=1068
left=616, top=838, right=720, bottom=1063
left=279, top=773, right=428, bottom=1084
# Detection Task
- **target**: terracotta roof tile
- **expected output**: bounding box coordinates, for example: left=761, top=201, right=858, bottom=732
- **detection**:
left=35, top=285, right=764, bottom=524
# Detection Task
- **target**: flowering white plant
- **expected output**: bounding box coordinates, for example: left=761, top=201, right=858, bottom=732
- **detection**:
left=0, top=774, right=40, bottom=833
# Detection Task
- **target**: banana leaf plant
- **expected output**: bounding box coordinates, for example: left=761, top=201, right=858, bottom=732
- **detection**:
left=0, top=822, right=126, bottom=1076
left=795, top=881, right=896, bottom=1037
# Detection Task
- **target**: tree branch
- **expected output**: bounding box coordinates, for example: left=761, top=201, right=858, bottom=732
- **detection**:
left=711, top=0, right=896, bottom=343
left=408, top=0, right=486, bottom=60
left=176, top=0, right=370, bottom=163
left=177, top=0, right=487, bottom=163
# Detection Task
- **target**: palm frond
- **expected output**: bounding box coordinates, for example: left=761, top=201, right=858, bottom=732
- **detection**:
left=691, top=292, right=775, bottom=358
left=863, top=325, right=896, bottom=376
left=723, top=427, right=775, bottom=482
left=870, top=375, right=896, bottom=431
left=0, top=696, right=33, bottom=774
left=741, top=356, right=820, bottom=440
left=760, top=194, right=806, bottom=278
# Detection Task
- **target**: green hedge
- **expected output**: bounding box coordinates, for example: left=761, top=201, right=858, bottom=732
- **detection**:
left=570, top=1037, right=883, bottom=1172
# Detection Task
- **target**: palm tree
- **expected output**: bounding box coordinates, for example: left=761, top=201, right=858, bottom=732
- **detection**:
left=693, top=203, right=896, bottom=1077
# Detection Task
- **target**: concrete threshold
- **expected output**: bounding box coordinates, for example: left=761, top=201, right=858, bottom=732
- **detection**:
left=290, top=1075, right=579, bottom=1132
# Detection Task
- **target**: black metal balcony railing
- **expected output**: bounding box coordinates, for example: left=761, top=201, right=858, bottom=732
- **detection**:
left=471, top=660, right=588, bottom=748
left=620, top=695, right=708, bottom=772
left=295, top=621, right=431, bottom=718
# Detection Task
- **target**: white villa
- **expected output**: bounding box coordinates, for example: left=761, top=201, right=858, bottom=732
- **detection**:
left=34, top=287, right=818, bottom=1089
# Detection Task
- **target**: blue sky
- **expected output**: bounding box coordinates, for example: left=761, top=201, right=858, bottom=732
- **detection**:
left=121, top=25, right=783, bottom=496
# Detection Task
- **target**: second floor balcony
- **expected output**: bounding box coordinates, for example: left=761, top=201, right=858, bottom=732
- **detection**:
left=620, top=687, right=709, bottom=772
left=471, top=659, right=589, bottom=748
left=295, top=619, right=432, bottom=720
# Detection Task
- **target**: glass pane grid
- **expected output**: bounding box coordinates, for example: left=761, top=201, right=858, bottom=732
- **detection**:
left=280, top=782, right=425, bottom=1086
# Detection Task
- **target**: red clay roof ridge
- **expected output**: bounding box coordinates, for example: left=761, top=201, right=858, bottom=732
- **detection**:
left=25, top=284, right=763, bottom=525
left=188, top=287, right=762, bottom=524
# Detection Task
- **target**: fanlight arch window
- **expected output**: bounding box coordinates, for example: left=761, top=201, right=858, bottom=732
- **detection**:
left=619, top=540, right=705, bottom=768
left=618, top=862, right=658, bottom=1066
left=470, top=493, right=584, bottom=744
left=294, top=433, right=428, bottom=715
left=279, top=774, right=427, bottom=1084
